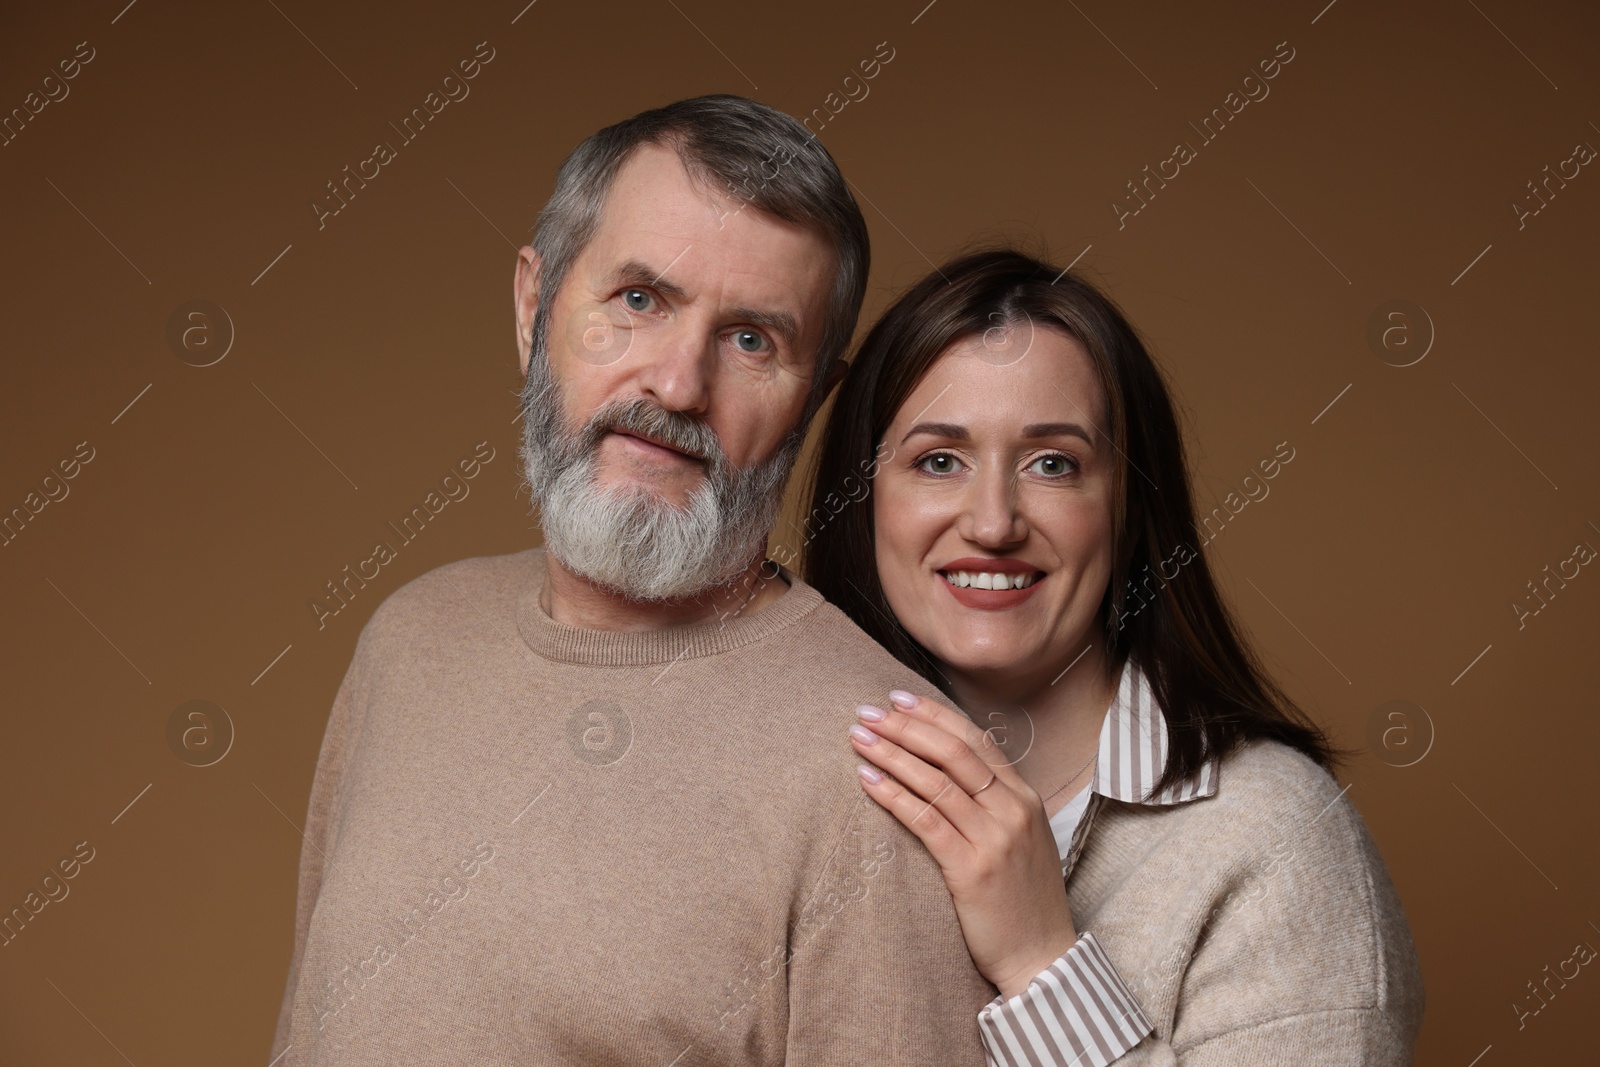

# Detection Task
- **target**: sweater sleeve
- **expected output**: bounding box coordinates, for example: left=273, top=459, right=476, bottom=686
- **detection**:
left=783, top=792, right=999, bottom=1065
left=267, top=634, right=373, bottom=1064
left=976, top=930, right=1155, bottom=1066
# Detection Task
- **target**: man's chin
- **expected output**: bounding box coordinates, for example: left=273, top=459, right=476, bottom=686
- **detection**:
left=590, top=471, right=702, bottom=512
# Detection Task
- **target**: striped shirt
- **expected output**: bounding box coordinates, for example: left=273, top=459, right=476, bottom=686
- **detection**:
left=976, top=655, right=1221, bottom=1067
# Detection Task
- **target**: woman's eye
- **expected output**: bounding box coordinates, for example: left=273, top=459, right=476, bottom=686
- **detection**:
left=731, top=329, right=768, bottom=354
left=1028, top=453, right=1077, bottom=477
left=917, top=453, right=965, bottom=475
left=621, top=288, right=654, bottom=312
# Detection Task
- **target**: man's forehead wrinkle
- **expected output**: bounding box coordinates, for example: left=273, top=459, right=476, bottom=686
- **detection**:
left=615, top=180, right=736, bottom=245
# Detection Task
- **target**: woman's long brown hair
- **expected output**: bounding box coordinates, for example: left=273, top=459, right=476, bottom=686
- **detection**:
left=802, top=246, right=1354, bottom=799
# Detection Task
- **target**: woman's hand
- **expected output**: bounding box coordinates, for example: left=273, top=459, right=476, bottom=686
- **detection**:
left=848, top=689, right=1081, bottom=1000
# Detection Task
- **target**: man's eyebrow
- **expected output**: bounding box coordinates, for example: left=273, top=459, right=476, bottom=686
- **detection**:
left=728, top=304, right=800, bottom=348
left=899, top=421, right=1095, bottom=446
left=606, top=259, right=801, bottom=348
left=607, top=259, right=689, bottom=300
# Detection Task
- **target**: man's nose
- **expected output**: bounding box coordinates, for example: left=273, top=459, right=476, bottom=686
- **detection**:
left=635, top=319, right=714, bottom=417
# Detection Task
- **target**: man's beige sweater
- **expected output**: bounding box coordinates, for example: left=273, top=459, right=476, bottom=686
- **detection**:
left=270, top=547, right=1000, bottom=1065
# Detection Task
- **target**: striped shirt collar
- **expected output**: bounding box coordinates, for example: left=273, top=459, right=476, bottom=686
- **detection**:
left=1090, top=655, right=1220, bottom=806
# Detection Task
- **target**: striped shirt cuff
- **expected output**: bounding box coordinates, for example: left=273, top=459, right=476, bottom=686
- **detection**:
left=976, top=930, right=1155, bottom=1067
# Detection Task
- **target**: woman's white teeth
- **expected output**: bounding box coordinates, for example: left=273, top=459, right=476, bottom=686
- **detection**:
left=945, top=570, right=1037, bottom=589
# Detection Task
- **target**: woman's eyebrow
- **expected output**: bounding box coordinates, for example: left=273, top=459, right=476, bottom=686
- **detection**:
left=1022, top=422, right=1094, bottom=445
left=899, top=421, right=1094, bottom=445
left=900, top=421, right=967, bottom=444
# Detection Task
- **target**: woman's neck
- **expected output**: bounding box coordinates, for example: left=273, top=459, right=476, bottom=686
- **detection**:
left=941, top=643, right=1122, bottom=813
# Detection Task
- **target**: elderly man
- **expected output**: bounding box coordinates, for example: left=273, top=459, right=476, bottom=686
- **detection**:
left=269, top=95, right=997, bottom=1065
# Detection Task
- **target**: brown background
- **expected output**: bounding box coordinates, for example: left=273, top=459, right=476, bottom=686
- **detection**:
left=2, top=0, right=1596, bottom=1062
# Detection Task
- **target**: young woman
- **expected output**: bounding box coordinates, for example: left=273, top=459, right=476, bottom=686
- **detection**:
left=804, top=248, right=1425, bottom=1065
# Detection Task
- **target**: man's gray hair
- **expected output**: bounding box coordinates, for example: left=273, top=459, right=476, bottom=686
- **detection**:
left=528, top=94, right=869, bottom=415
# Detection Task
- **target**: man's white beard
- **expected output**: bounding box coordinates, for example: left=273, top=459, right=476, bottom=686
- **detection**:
left=518, top=306, right=801, bottom=602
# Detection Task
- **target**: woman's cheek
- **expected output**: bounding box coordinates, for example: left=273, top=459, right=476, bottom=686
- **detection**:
left=872, top=478, right=927, bottom=618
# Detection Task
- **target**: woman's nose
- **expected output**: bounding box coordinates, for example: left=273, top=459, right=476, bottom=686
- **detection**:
left=957, top=469, right=1028, bottom=547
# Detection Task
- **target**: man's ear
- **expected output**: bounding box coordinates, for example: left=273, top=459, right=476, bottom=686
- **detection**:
left=514, top=246, right=542, bottom=378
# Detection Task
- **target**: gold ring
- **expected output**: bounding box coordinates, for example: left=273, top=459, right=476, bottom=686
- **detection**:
left=970, top=773, right=998, bottom=797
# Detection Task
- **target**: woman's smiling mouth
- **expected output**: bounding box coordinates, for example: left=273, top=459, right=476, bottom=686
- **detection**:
left=936, top=558, right=1046, bottom=608
left=940, top=569, right=1041, bottom=590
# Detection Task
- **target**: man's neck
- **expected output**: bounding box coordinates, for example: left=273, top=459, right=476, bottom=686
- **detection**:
left=540, top=551, right=789, bottom=632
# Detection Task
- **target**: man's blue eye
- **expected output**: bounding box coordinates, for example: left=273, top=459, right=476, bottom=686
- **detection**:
left=622, top=289, right=651, bottom=311
left=733, top=330, right=766, bottom=353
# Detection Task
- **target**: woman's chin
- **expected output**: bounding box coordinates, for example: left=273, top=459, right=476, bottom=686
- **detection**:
left=927, top=641, right=1045, bottom=684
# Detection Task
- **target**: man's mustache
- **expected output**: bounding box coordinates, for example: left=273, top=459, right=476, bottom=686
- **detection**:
left=579, top=397, right=724, bottom=467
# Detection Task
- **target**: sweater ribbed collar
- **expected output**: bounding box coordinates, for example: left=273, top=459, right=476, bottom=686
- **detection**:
left=514, top=547, right=824, bottom=666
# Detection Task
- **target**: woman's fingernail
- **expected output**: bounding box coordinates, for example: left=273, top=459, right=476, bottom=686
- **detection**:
left=856, top=704, right=887, bottom=722
left=888, top=690, right=917, bottom=709
left=848, top=724, right=879, bottom=745
left=857, top=763, right=884, bottom=784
